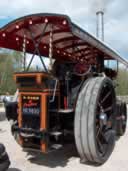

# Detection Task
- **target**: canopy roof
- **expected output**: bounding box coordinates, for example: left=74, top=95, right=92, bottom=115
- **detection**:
left=0, top=13, right=128, bottom=66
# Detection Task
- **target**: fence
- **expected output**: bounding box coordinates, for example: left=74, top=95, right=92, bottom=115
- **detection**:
left=117, top=96, right=128, bottom=104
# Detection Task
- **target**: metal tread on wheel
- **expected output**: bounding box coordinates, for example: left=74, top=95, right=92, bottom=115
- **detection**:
left=75, top=76, right=116, bottom=165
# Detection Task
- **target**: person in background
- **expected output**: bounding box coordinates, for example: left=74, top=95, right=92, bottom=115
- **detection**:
left=3, top=92, right=10, bottom=103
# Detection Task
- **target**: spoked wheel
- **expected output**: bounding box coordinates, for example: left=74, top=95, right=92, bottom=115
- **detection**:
left=75, top=77, right=116, bottom=165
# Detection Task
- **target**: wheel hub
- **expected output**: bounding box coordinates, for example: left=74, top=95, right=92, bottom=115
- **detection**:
left=99, top=112, right=108, bottom=127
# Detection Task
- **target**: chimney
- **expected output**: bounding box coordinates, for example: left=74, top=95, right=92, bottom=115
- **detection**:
left=96, top=10, right=104, bottom=41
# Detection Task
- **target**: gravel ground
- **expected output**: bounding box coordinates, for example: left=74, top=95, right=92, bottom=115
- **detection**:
left=0, top=112, right=127, bottom=171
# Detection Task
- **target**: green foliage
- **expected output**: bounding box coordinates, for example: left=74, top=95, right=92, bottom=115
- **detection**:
left=0, top=50, right=23, bottom=95
left=116, top=68, right=128, bottom=95
left=12, top=51, right=23, bottom=71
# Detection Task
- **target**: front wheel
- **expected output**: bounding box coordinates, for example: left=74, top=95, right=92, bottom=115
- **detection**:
left=74, top=77, right=116, bottom=165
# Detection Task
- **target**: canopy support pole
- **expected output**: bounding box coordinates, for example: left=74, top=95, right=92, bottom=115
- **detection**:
left=49, top=25, right=53, bottom=72
left=23, top=34, right=26, bottom=71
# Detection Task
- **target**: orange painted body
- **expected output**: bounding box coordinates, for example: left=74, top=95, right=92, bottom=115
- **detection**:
left=14, top=72, right=60, bottom=153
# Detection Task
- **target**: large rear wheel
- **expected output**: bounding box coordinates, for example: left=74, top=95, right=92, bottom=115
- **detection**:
left=75, top=77, right=116, bottom=165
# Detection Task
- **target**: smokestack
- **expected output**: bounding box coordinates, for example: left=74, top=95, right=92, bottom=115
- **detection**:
left=96, top=10, right=104, bottom=41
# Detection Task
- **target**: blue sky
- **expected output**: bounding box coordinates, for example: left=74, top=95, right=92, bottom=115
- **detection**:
left=0, top=17, right=14, bottom=27
left=0, top=0, right=128, bottom=61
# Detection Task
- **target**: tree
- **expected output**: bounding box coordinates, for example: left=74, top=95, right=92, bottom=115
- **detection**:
left=116, top=68, right=128, bottom=95
left=0, top=50, right=24, bottom=94
left=12, top=51, right=23, bottom=71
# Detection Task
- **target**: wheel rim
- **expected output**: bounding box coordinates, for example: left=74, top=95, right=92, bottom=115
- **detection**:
left=95, top=82, right=115, bottom=157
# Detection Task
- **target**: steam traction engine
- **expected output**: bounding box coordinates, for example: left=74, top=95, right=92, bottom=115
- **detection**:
left=0, top=14, right=127, bottom=165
